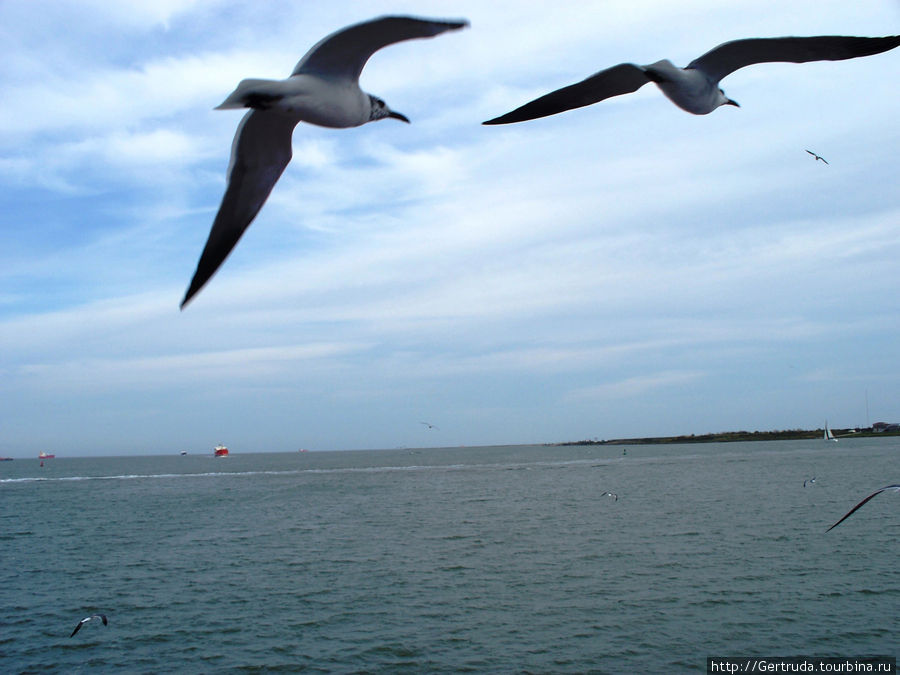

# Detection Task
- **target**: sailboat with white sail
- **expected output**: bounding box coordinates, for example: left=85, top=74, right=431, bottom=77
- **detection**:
left=824, top=421, right=838, bottom=442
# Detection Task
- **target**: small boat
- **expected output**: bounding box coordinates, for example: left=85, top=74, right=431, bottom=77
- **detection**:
left=824, top=421, right=838, bottom=442
left=38, top=451, right=55, bottom=459
left=180, top=451, right=188, bottom=456
left=214, top=444, right=229, bottom=457
left=0, top=457, right=13, bottom=461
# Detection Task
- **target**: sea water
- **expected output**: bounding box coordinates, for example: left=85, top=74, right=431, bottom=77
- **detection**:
left=1, top=439, right=898, bottom=673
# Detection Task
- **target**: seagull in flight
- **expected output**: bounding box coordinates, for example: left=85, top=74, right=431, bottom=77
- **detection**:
left=420, top=422, right=439, bottom=430
left=826, top=484, right=900, bottom=532
left=70, top=614, right=108, bottom=638
left=804, top=477, right=816, bottom=487
left=601, top=491, right=618, bottom=501
left=805, top=150, right=829, bottom=164
left=180, top=15, right=468, bottom=308
left=484, top=35, right=900, bottom=124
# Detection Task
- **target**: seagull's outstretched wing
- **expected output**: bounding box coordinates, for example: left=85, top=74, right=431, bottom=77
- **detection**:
left=483, top=63, right=650, bottom=125
left=826, top=484, right=900, bottom=532
left=70, top=614, right=107, bottom=638
left=292, top=15, right=469, bottom=81
left=688, top=35, right=900, bottom=83
left=181, top=111, right=296, bottom=309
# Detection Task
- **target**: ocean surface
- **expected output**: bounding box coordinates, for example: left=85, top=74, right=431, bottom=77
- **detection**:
left=2, top=439, right=898, bottom=673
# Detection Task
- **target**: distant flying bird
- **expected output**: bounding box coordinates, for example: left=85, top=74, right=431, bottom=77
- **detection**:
left=804, top=477, right=816, bottom=487
left=826, top=484, right=900, bottom=532
left=70, top=614, right=108, bottom=638
left=806, top=150, right=829, bottom=164
left=601, top=491, right=618, bottom=501
left=180, top=15, right=468, bottom=308
left=420, top=422, right=439, bottom=430
left=483, top=35, right=900, bottom=124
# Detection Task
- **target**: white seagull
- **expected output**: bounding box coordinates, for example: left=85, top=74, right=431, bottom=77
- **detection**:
left=181, top=15, right=468, bottom=308
left=805, top=149, right=829, bottom=164
left=826, top=484, right=900, bottom=532
left=601, top=491, right=618, bottom=501
left=484, top=35, right=900, bottom=124
left=70, top=614, right=108, bottom=638
left=804, top=477, right=816, bottom=487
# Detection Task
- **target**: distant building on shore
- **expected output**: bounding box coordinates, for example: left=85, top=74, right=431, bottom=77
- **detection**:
left=872, top=422, right=900, bottom=433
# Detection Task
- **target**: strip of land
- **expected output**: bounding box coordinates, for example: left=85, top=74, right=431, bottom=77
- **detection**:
left=556, top=428, right=899, bottom=445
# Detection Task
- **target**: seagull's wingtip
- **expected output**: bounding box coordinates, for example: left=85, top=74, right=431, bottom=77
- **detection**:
left=180, top=291, right=195, bottom=311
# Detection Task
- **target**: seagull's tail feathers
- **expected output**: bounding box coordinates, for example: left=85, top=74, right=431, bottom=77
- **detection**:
left=483, top=63, right=650, bottom=125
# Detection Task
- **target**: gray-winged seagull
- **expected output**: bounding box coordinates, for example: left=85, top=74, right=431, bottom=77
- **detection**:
left=826, top=484, right=900, bottom=532
left=484, top=35, right=900, bottom=124
left=806, top=150, right=829, bottom=164
left=181, top=15, right=468, bottom=308
left=70, top=614, right=108, bottom=638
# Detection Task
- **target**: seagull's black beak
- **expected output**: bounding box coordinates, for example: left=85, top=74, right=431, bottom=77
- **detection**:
left=725, top=98, right=740, bottom=107
left=388, top=110, right=410, bottom=123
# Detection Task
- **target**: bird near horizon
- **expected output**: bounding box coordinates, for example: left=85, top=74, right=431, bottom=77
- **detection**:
left=806, top=149, right=829, bottom=164
left=180, top=15, right=468, bottom=308
left=70, top=614, right=107, bottom=638
left=826, top=484, right=900, bottom=531
left=483, top=35, right=900, bottom=124
left=420, top=421, right=439, bottom=430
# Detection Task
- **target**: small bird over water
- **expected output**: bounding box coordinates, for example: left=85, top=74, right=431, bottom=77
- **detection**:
left=826, top=484, right=900, bottom=531
left=70, top=614, right=108, bottom=638
left=181, top=15, right=468, bottom=308
left=420, top=421, right=439, bottom=430
left=805, top=150, right=829, bottom=164
left=804, top=477, right=816, bottom=487
left=601, top=491, right=618, bottom=501
left=484, top=35, right=900, bottom=124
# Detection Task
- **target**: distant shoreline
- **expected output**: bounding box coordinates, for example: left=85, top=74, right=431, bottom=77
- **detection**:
left=555, top=429, right=900, bottom=446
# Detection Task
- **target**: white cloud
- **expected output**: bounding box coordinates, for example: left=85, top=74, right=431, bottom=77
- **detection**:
left=568, top=371, right=707, bottom=401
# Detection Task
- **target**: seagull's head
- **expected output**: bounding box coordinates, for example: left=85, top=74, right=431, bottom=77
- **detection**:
left=718, top=88, right=740, bottom=108
left=368, top=95, right=410, bottom=124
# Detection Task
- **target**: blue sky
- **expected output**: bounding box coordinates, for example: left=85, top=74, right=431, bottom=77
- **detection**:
left=1, top=0, right=898, bottom=457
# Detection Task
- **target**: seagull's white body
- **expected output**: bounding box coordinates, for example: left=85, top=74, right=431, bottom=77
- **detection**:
left=215, top=75, right=373, bottom=129
left=643, top=59, right=733, bottom=114
left=181, top=15, right=468, bottom=308
left=484, top=35, right=900, bottom=124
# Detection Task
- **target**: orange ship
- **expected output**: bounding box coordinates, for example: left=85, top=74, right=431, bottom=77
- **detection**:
left=214, top=444, right=229, bottom=457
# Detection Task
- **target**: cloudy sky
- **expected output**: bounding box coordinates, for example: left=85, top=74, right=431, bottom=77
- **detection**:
left=1, top=1, right=898, bottom=457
